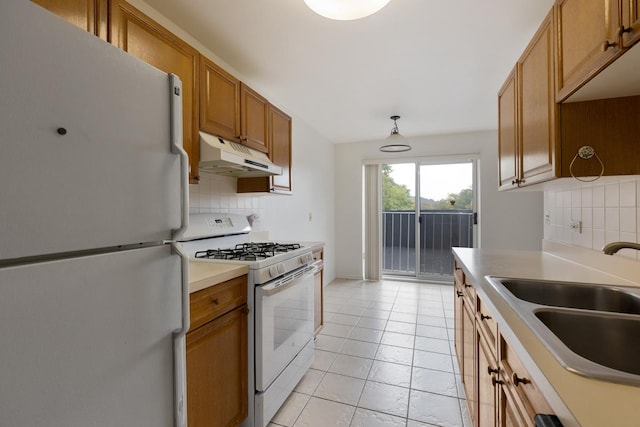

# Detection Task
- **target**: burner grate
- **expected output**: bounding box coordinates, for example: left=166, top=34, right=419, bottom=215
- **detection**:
left=194, top=242, right=301, bottom=261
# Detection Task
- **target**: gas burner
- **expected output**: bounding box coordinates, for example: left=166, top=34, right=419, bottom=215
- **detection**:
left=194, top=242, right=302, bottom=261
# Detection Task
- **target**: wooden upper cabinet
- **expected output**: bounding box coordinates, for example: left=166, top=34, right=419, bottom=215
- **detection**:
left=498, top=11, right=557, bottom=190
left=237, top=104, right=292, bottom=194
left=556, top=0, right=622, bottom=101
left=240, top=83, right=269, bottom=153
left=519, top=11, right=557, bottom=186
left=109, top=0, right=200, bottom=183
left=497, top=67, right=519, bottom=190
left=31, top=0, right=107, bottom=39
left=268, top=104, right=292, bottom=193
left=200, top=55, right=240, bottom=141
left=621, top=0, right=640, bottom=47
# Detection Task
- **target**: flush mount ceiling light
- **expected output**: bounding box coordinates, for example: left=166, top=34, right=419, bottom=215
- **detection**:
left=304, top=0, right=391, bottom=21
left=379, top=115, right=411, bottom=152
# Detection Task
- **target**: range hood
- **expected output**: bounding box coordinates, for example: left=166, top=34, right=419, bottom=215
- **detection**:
left=199, top=131, right=282, bottom=177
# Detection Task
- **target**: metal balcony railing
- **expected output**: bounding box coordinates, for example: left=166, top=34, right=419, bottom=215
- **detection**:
left=382, top=210, right=474, bottom=278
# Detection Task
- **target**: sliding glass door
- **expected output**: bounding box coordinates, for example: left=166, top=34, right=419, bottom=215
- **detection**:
left=382, top=160, right=476, bottom=281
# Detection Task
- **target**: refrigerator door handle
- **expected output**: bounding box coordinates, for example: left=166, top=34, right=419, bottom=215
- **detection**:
left=169, top=73, right=189, bottom=241
left=172, top=242, right=190, bottom=427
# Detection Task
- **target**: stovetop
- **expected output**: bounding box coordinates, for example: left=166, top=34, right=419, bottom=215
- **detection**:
left=181, top=213, right=314, bottom=284
left=194, top=242, right=303, bottom=261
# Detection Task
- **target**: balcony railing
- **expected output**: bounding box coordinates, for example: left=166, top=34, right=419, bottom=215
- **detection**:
left=382, top=210, right=474, bottom=278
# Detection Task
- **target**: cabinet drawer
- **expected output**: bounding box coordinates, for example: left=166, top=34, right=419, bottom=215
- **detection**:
left=500, top=336, right=553, bottom=421
left=190, top=275, right=247, bottom=330
left=477, top=296, right=498, bottom=347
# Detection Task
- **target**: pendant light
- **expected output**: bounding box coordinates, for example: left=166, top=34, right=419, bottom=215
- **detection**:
left=304, top=0, right=391, bottom=21
left=379, top=115, right=411, bottom=152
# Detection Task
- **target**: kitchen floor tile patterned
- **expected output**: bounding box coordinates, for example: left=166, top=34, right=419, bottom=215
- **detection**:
left=269, top=279, right=473, bottom=427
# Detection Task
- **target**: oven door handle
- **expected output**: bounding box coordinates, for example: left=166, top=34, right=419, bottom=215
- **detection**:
left=259, top=265, right=317, bottom=297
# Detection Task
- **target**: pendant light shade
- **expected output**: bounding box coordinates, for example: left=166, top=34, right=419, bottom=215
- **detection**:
left=380, top=115, right=411, bottom=152
left=304, top=0, right=391, bottom=21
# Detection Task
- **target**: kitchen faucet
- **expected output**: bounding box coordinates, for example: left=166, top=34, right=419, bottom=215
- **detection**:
left=602, top=241, right=640, bottom=255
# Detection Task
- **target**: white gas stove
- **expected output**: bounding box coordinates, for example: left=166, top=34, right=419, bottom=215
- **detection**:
left=181, top=213, right=316, bottom=427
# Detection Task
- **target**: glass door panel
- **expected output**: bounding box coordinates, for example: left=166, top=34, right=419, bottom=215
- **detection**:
left=381, top=163, right=416, bottom=276
left=418, top=162, right=474, bottom=280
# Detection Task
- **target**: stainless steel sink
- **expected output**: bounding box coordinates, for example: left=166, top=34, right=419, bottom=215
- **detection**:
left=485, top=276, right=640, bottom=386
left=497, top=278, right=640, bottom=315
left=535, top=309, right=640, bottom=377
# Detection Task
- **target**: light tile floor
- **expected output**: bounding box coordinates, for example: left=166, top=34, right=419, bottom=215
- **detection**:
left=268, top=278, right=473, bottom=427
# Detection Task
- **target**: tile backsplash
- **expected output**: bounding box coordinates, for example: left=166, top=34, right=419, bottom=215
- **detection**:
left=188, top=172, right=268, bottom=232
left=544, top=177, right=640, bottom=261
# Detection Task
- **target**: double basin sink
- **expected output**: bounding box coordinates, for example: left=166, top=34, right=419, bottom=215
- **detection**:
left=485, top=276, right=640, bottom=386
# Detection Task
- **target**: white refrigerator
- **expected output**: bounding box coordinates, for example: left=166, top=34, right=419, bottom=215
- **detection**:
left=0, top=1, right=190, bottom=426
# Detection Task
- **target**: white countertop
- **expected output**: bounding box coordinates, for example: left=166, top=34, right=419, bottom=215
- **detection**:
left=188, top=262, right=249, bottom=294
left=452, top=241, right=640, bottom=427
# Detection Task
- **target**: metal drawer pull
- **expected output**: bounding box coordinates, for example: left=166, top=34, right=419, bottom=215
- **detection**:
left=211, top=298, right=219, bottom=305
left=512, top=372, right=530, bottom=387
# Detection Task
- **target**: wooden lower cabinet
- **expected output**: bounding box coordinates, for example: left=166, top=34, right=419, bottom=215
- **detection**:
left=312, top=248, right=324, bottom=335
left=454, top=261, right=554, bottom=427
left=186, top=276, right=248, bottom=427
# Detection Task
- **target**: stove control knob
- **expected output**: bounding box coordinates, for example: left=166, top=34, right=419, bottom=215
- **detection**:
left=269, top=265, right=279, bottom=278
left=299, top=253, right=312, bottom=265
left=269, top=264, right=286, bottom=278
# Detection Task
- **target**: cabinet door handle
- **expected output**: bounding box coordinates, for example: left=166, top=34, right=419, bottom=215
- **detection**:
left=480, top=313, right=492, bottom=321
left=456, top=291, right=464, bottom=298
left=492, top=377, right=504, bottom=386
left=487, top=366, right=499, bottom=375
left=464, top=284, right=473, bottom=288
left=601, top=40, right=617, bottom=51
left=512, top=372, right=530, bottom=387
left=619, top=26, right=632, bottom=35
left=211, top=297, right=219, bottom=305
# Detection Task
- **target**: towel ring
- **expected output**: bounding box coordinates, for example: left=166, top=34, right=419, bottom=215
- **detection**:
left=569, top=146, right=604, bottom=182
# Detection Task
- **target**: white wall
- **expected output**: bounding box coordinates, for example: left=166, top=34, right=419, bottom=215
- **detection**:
left=130, top=0, right=336, bottom=283
left=543, top=177, right=640, bottom=261
left=334, top=130, right=544, bottom=279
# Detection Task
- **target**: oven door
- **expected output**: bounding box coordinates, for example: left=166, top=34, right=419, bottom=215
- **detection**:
left=255, top=264, right=316, bottom=392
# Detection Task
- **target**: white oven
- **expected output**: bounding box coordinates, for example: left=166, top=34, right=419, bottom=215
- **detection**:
left=255, top=264, right=316, bottom=391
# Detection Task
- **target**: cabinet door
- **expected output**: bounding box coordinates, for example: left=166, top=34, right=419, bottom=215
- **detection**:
left=477, top=329, right=498, bottom=427
left=187, top=304, right=248, bottom=427
left=622, top=0, right=640, bottom=47
left=31, top=0, right=106, bottom=39
left=462, top=299, right=477, bottom=424
left=237, top=103, right=293, bottom=194
left=268, top=104, right=292, bottom=193
left=453, top=278, right=465, bottom=372
left=519, top=11, right=557, bottom=186
left=240, top=83, right=269, bottom=153
left=200, top=55, right=240, bottom=141
left=556, top=0, right=622, bottom=100
left=109, top=0, right=200, bottom=183
left=497, top=67, right=519, bottom=190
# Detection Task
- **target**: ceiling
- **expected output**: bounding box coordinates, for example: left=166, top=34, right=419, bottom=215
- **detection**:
left=143, top=0, right=555, bottom=143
